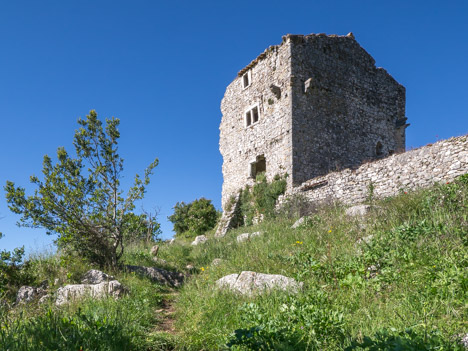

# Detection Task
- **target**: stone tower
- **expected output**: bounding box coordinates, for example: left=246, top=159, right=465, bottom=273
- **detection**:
left=219, top=33, right=408, bottom=209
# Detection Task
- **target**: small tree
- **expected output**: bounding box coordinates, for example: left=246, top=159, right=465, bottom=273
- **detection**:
left=122, top=210, right=161, bottom=244
left=5, top=110, right=158, bottom=268
left=168, top=198, right=218, bottom=237
left=168, top=201, right=191, bottom=236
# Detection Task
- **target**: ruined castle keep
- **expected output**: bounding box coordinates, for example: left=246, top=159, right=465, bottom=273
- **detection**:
left=219, top=33, right=408, bottom=209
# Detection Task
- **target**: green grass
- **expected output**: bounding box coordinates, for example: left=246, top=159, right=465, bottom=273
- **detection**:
left=158, top=175, right=468, bottom=350
left=0, top=271, right=175, bottom=350
left=1, top=175, right=467, bottom=350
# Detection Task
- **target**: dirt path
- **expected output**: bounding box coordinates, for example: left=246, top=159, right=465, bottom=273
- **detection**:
left=155, top=291, right=179, bottom=334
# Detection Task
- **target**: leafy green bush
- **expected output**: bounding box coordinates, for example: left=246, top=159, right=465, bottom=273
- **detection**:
left=0, top=233, right=31, bottom=301
left=168, top=198, right=219, bottom=237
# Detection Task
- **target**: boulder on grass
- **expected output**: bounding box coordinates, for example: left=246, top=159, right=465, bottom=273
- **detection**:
left=291, top=217, right=307, bottom=228
left=81, top=269, right=115, bottom=284
left=125, top=265, right=184, bottom=287
left=346, top=204, right=371, bottom=217
left=55, top=280, right=124, bottom=306
left=236, top=233, right=250, bottom=243
left=212, top=258, right=224, bottom=266
left=236, top=232, right=262, bottom=243
left=16, top=281, right=48, bottom=304
left=216, top=271, right=302, bottom=296
left=191, top=235, right=207, bottom=246
left=16, top=286, right=39, bottom=304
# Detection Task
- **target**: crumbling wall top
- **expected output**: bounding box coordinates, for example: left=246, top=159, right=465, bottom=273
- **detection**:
left=237, top=32, right=357, bottom=77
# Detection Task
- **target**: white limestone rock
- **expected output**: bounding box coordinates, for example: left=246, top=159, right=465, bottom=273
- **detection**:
left=16, top=286, right=39, bottom=304
left=81, top=269, right=115, bottom=284
left=236, top=233, right=250, bottom=243
left=212, top=258, right=224, bottom=266
left=291, top=217, right=307, bottom=228
left=191, top=235, right=208, bottom=246
left=346, top=204, right=371, bottom=217
left=250, top=231, right=262, bottom=238
left=55, top=280, right=124, bottom=306
left=237, top=232, right=262, bottom=243
left=216, top=271, right=302, bottom=295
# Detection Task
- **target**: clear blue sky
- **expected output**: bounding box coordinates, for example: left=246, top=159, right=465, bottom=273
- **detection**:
left=1, top=0, right=467, bottom=254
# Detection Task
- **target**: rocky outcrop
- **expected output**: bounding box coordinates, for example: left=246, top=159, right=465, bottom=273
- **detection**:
left=81, top=269, right=115, bottom=284
left=16, top=286, right=41, bottom=304
left=16, top=281, right=48, bottom=304
left=125, top=265, right=184, bottom=287
left=216, top=271, right=302, bottom=295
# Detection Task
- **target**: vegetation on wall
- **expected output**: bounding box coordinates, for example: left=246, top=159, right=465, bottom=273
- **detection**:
left=239, top=173, right=287, bottom=226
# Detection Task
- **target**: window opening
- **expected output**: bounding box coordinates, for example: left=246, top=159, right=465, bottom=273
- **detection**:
left=376, top=142, right=383, bottom=156
left=245, top=111, right=252, bottom=126
left=242, top=71, right=251, bottom=89
left=245, top=105, right=260, bottom=127
left=249, top=155, right=266, bottom=178
left=252, top=106, right=259, bottom=123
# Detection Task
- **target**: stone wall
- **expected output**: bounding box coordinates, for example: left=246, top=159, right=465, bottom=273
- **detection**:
left=220, top=40, right=294, bottom=209
left=289, top=34, right=407, bottom=185
left=219, top=33, right=408, bottom=210
left=281, top=135, right=468, bottom=206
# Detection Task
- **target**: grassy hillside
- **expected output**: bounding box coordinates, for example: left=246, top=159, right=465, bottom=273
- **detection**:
left=1, top=175, right=467, bottom=350
left=159, top=175, right=468, bottom=350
